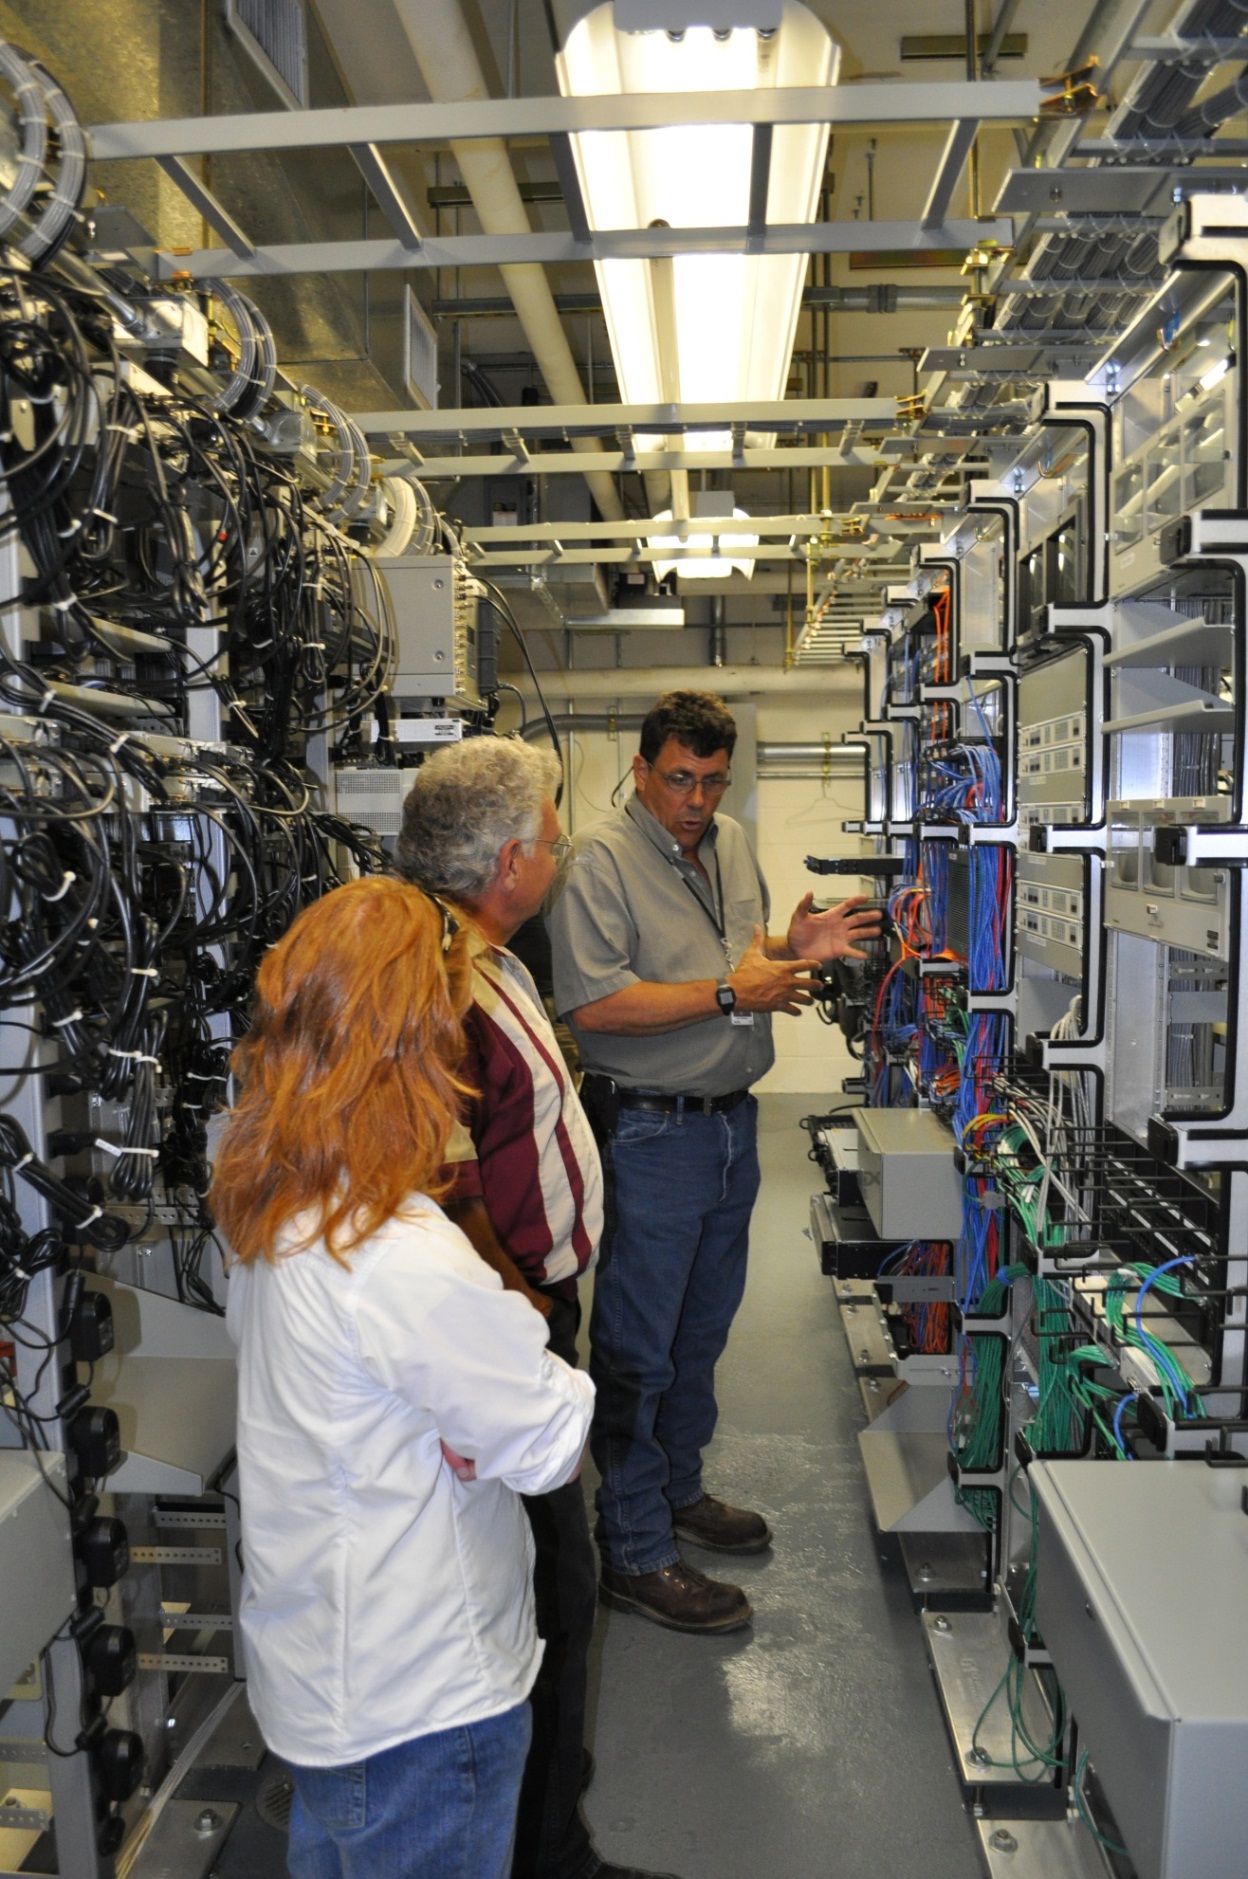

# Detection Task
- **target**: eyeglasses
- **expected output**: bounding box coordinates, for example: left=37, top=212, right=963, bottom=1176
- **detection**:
left=649, top=767, right=731, bottom=798
left=531, top=835, right=572, bottom=863
left=417, top=886, right=460, bottom=955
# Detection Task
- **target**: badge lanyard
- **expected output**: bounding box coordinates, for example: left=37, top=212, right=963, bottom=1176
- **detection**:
left=672, top=851, right=754, bottom=1025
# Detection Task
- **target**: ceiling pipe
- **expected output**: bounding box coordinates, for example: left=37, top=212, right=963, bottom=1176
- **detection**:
left=757, top=743, right=865, bottom=767
left=514, top=664, right=859, bottom=700
left=390, top=0, right=624, bottom=522
left=519, top=712, right=645, bottom=741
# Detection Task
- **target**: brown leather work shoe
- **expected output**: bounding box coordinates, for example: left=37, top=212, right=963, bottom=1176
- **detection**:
left=598, top=1558, right=752, bottom=1633
left=672, top=1493, right=773, bottom=1555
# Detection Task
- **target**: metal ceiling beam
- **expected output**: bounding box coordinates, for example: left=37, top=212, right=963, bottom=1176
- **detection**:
left=348, top=144, right=423, bottom=248
left=89, top=81, right=1046, bottom=161
left=747, top=124, right=773, bottom=246
left=355, top=396, right=898, bottom=436
left=376, top=445, right=979, bottom=477
left=154, top=155, right=255, bottom=256
left=470, top=544, right=896, bottom=565
left=547, top=133, right=592, bottom=245
left=155, top=218, right=1010, bottom=280
left=464, top=514, right=863, bottom=542
left=921, top=119, right=980, bottom=229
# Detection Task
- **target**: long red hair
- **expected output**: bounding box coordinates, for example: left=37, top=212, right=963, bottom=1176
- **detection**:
left=210, top=876, right=471, bottom=1264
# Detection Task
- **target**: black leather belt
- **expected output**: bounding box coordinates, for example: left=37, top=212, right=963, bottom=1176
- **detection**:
left=617, top=1088, right=749, bottom=1116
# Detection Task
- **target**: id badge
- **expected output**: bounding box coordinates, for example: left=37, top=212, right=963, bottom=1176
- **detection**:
left=730, top=1011, right=755, bottom=1027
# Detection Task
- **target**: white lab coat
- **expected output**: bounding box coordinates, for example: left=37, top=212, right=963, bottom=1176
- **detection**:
left=226, top=1194, right=594, bottom=1767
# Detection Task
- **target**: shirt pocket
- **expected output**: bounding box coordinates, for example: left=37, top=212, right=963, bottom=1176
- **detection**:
left=725, top=893, right=764, bottom=966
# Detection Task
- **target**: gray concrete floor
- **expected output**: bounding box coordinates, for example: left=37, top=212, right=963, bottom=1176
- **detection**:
left=579, top=1094, right=981, bottom=1879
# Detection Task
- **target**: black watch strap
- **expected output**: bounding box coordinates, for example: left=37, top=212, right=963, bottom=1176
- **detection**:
left=715, top=980, right=737, bottom=1015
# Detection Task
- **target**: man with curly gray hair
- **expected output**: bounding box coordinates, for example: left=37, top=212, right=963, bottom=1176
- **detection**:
left=396, top=738, right=679, bottom=1879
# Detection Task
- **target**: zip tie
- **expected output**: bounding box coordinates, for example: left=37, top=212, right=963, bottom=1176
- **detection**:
left=12, top=1152, right=32, bottom=1171
left=39, top=691, right=56, bottom=713
left=105, top=423, right=138, bottom=438
left=51, top=596, right=75, bottom=613
left=94, top=1140, right=158, bottom=1159
left=90, top=509, right=119, bottom=525
left=57, top=518, right=82, bottom=539
left=75, top=1205, right=103, bottom=1232
left=107, top=1048, right=161, bottom=1067
left=50, top=1009, right=83, bottom=1028
left=129, top=965, right=158, bottom=977
left=42, top=870, right=76, bottom=903
left=108, top=732, right=129, bottom=755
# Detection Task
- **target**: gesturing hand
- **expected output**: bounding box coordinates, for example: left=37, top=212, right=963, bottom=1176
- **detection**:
left=786, top=892, right=882, bottom=965
left=728, top=926, right=820, bottom=1017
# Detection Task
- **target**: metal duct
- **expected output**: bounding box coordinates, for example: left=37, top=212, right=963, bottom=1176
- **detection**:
left=390, top=0, right=624, bottom=522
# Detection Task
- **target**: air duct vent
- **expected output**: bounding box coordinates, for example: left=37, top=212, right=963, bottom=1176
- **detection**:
left=223, top=0, right=309, bottom=110
left=404, top=289, right=439, bottom=410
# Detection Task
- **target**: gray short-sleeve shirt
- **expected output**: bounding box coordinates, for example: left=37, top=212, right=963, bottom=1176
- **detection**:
left=549, top=798, right=775, bottom=1097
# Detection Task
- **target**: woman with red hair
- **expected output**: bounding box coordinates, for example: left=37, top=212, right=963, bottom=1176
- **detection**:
left=212, top=876, right=593, bottom=1879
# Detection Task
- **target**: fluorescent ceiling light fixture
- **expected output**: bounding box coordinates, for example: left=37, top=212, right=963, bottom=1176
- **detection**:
left=556, top=2, right=837, bottom=479
left=1198, top=355, right=1232, bottom=393
left=649, top=506, right=759, bottom=581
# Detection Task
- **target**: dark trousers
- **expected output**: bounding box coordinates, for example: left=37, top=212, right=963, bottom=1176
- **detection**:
left=512, top=1291, right=598, bottom=1879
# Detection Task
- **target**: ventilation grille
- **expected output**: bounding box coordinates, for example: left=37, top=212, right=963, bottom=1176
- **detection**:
left=332, top=768, right=406, bottom=837
left=256, top=1771, right=295, bottom=1832
left=224, top=0, right=309, bottom=110
left=404, top=290, right=439, bottom=410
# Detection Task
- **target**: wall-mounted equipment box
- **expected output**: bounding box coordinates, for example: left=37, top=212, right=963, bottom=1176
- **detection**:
left=1033, top=1459, right=1248, bottom=1879
left=854, top=1108, right=964, bottom=1241
left=378, top=555, right=484, bottom=707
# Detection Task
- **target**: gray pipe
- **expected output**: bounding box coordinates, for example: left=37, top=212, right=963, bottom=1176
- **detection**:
left=519, top=712, right=645, bottom=741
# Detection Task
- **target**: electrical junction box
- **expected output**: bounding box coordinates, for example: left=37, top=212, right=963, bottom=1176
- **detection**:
left=1107, top=796, right=1230, bottom=959
left=1032, top=1459, right=1248, bottom=1879
left=378, top=554, right=484, bottom=707
left=854, top=1108, right=964, bottom=1241
left=0, top=1452, right=74, bottom=1696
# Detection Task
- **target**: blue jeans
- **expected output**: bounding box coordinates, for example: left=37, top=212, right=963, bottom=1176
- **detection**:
left=286, top=1704, right=532, bottom=1879
left=589, top=1096, right=760, bottom=1575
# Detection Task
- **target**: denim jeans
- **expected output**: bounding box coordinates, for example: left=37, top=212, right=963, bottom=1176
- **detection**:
left=589, top=1096, right=760, bottom=1575
left=513, top=1292, right=598, bottom=1879
left=286, top=1703, right=531, bottom=1879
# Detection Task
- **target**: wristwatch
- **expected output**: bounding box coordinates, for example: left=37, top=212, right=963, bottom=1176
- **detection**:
left=715, top=980, right=737, bottom=1016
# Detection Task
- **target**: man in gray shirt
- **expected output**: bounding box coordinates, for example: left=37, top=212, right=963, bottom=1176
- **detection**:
left=550, top=691, right=878, bottom=1634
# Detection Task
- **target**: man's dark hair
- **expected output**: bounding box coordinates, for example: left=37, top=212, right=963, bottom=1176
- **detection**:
left=639, top=690, right=737, bottom=764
